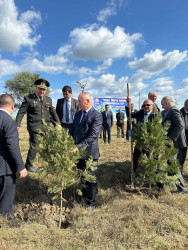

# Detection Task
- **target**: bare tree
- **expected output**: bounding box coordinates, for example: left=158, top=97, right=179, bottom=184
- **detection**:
left=76, top=80, right=87, bottom=93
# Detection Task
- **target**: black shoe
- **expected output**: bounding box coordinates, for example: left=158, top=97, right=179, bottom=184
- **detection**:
left=7, top=216, right=20, bottom=228
left=26, top=166, right=39, bottom=172
left=177, top=190, right=187, bottom=195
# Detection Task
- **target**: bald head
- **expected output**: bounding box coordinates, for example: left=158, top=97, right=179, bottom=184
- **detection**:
left=0, top=94, right=15, bottom=114
left=78, top=92, right=92, bottom=110
left=148, top=91, right=157, bottom=102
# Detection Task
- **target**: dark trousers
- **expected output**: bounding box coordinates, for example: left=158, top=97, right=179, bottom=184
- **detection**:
left=117, top=124, right=124, bottom=138
left=177, top=147, right=187, bottom=171
left=77, top=159, right=98, bottom=207
left=0, top=174, right=16, bottom=216
left=126, top=121, right=135, bottom=141
left=103, top=126, right=111, bottom=143
left=61, top=123, right=73, bottom=133
left=176, top=149, right=187, bottom=192
left=25, top=131, right=39, bottom=168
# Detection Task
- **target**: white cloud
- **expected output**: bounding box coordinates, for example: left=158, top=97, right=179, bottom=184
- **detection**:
left=70, top=25, right=142, bottom=61
left=182, top=78, right=188, bottom=86
left=0, top=56, right=20, bottom=77
left=129, top=49, right=187, bottom=83
left=152, top=77, right=174, bottom=92
left=97, top=0, right=117, bottom=22
left=78, top=74, right=129, bottom=97
left=0, top=0, right=41, bottom=52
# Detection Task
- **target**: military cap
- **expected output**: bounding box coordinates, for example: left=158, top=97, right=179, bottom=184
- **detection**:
left=34, top=78, right=50, bottom=89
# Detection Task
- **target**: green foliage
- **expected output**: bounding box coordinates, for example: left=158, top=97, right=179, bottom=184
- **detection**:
left=4, top=72, right=51, bottom=105
left=36, top=124, right=96, bottom=200
left=36, top=124, right=83, bottom=197
left=133, top=114, right=180, bottom=189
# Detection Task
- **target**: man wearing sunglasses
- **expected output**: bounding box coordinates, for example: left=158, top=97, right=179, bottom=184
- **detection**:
left=126, top=98, right=155, bottom=172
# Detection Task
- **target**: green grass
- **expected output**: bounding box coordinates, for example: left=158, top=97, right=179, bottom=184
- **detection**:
left=0, top=122, right=188, bottom=250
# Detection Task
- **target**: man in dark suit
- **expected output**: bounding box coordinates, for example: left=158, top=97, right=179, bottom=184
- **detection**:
left=180, top=99, right=188, bottom=171
left=56, top=85, right=79, bottom=132
left=116, top=108, right=125, bottom=138
left=102, top=104, right=113, bottom=144
left=126, top=99, right=156, bottom=172
left=125, top=103, right=138, bottom=142
left=0, top=94, right=27, bottom=227
left=16, top=78, right=60, bottom=172
left=148, top=91, right=160, bottom=112
left=71, top=92, right=102, bottom=209
left=161, top=96, right=187, bottom=194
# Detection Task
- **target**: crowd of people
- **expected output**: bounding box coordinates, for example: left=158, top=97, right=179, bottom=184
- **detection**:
left=0, top=79, right=187, bottom=227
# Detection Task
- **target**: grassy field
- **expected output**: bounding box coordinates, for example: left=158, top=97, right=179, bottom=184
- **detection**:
left=0, top=121, right=188, bottom=250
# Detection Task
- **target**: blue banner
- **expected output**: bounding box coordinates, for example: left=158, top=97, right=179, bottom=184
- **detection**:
left=94, top=97, right=128, bottom=120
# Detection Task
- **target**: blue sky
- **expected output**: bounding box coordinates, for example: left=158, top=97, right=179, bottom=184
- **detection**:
left=0, top=0, right=188, bottom=110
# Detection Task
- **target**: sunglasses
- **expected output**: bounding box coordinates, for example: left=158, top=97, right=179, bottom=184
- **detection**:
left=143, top=104, right=152, bottom=107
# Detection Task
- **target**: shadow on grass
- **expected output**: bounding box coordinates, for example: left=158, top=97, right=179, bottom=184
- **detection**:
left=15, top=174, right=50, bottom=205
left=98, top=160, right=131, bottom=189
left=14, top=160, right=132, bottom=208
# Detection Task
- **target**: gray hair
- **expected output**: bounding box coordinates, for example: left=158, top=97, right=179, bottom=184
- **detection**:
left=161, top=96, right=174, bottom=104
left=148, top=91, right=156, bottom=97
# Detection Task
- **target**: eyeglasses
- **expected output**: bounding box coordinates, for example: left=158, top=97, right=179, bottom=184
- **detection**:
left=143, top=104, right=152, bottom=107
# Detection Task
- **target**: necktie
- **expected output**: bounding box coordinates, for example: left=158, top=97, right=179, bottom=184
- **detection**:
left=80, top=111, right=86, bottom=123
left=66, top=100, right=69, bottom=123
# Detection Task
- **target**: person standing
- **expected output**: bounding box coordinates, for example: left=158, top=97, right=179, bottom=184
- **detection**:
left=125, top=103, right=138, bottom=142
left=126, top=99, right=155, bottom=172
left=56, top=85, right=79, bottom=132
left=148, top=91, right=160, bottom=112
left=161, top=96, right=187, bottom=194
left=71, top=92, right=102, bottom=209
left=16, top=78, right=60, bottom=173
left=116, top=108, right=125, bottom=138
left=0, top=94, right=27, bottom=227
left=180, top=99, right=188, bottom=171
left=99, top=108, right=104, bottom=139
left=102, top=104, right=113, bottom=144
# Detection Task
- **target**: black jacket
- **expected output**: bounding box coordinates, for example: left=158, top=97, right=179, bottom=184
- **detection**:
left=16, top=93, right=60, bottom=132
left=56, top=98, right=79, bottom=122
left=0, top=110, right=25, bottom=175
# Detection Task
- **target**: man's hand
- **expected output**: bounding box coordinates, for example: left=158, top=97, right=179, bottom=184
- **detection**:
left=73, top=147, right=79, bottom=152
left=17, top=127, right=20, bottom=132
left=127, top=96, right=131, bottom=103
left=19, top=168, right=27, bottom=178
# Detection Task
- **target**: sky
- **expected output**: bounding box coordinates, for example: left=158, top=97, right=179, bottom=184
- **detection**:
left=0, top=0, right=188, bottom=110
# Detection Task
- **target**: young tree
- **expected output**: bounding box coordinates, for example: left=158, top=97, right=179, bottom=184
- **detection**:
left=133, top=114, right=179, bottom=191
left=36, top=124, right=96, bottom=228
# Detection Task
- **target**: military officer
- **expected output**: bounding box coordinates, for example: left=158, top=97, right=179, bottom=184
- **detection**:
left=16, top=78, right=60, bottom=172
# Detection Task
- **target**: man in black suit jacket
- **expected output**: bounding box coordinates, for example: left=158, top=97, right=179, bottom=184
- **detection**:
left=0, top=94, right=27, bottom=226
left=102, top=104, right=113, bottom=144
left=56, top=85, right=79, bottom=132
left=161, top=96, right=187, bottom=194
left=125, top=103, right=138, bottom=142
left=126, top=99, right=156, bottom=172
left=71, top=92, right=102, bottom=209
left=180, top=99, right=188, bottom=170
left=16, top=78, right=60, bottom=172
left=116, top=108, right=125, bottom=138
